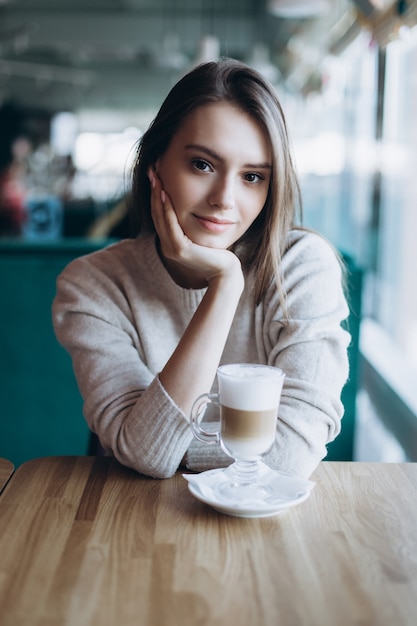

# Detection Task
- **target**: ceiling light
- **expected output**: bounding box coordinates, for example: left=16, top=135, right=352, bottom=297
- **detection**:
left=193, top=35, right=220, bottom=66
left=247, top=44, right=281, bottom=84
left=152, top=34, right=188, bottom=71
left=267, top=0, right=331, bottom=18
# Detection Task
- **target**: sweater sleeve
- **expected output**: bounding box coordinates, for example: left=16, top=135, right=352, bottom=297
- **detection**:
left=260, top=232, right=351, bottom=478
left=52, top=258, right=194, bottom=479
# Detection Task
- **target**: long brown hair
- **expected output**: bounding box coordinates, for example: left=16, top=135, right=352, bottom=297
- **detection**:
left=130, top=58, right=302, bottom=308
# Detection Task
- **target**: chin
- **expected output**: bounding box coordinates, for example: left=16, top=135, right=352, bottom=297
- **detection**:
left=194, top=236, right=231, bottom=249
left=183, top=228, right=233, bottom=249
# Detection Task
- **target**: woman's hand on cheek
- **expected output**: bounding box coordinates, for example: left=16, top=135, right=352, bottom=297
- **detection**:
left=148, top=168, right=194, bottom=263
left=148, top=167, right=243, bottom=287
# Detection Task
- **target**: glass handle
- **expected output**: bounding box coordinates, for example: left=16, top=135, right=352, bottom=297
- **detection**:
left=190, top=393, right=220, bottom=445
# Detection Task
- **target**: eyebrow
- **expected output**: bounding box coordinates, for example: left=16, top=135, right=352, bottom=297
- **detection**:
left=184, top=144, right=272, bottom=170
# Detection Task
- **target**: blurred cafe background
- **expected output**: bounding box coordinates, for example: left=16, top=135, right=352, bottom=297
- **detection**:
left=0, top=0, right=416, bottom=467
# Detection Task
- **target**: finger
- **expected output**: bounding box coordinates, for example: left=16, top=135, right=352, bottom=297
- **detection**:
left=149, top=176, right=165, bottom=232
left=150, top=186, right=179, bottom=258
left=158, top=190, right=182, bottom=247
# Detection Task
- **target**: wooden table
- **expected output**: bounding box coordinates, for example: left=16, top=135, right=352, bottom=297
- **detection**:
left=0, top=457, right=416, bottom=626
left=0, top=458, right=14, bottom=494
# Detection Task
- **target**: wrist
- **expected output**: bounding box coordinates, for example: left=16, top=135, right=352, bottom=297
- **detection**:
left=208, top=261, right=244, bottom=295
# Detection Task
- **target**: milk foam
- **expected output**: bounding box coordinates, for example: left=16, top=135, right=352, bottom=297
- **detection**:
left=217, top=364, right=284, bottom=411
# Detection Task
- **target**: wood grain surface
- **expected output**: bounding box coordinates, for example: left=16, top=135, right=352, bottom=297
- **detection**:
left=0, top=457, right=416, bottom=626
left=0, top=458, right=14, bottom=494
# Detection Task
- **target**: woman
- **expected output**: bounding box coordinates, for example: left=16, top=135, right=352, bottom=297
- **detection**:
left=53, top=59, right=350, bottom=479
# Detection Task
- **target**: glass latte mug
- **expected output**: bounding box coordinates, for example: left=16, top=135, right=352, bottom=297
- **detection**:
left=190, top=363, right=285, bottom=501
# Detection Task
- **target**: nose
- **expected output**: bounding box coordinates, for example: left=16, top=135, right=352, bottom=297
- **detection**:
left=208, top=175, right=235, bottom=210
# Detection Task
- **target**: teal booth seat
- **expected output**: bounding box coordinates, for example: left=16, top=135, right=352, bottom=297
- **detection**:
left=0, top=238, right=112, bottom=467
left=326, top=252, right=364, bottom=461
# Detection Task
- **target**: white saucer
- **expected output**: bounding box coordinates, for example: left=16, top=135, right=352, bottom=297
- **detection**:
left=183, top=464, right=315, bottom=518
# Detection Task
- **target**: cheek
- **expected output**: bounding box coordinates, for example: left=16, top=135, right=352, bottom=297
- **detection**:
left=166, top=185, right=188, bottom=216
left=241, top=190, right=267, bottom=221
left=168, top=176, right=203, bottom=212
left=257, top=187, right=270, bottom=216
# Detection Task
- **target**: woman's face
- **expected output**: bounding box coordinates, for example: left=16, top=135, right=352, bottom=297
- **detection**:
left=155, top=102, right=272, bottom=250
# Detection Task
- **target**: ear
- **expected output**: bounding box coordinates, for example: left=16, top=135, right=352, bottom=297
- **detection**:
left=152, top=160, right=163, bottom=184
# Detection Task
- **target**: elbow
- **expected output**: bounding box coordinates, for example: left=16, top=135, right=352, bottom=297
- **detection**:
left=110, top=432, right=182, bottom=479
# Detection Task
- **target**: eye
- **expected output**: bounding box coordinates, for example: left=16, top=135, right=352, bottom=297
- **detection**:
left=191, top=158, right=212, bottom=172
left=244, top=172, right=265, bottom=184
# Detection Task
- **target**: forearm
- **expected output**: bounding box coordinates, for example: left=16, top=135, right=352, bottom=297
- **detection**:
left=159, top=269, right=244, bottom=416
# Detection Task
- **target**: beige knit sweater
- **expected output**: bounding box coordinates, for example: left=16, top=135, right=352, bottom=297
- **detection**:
left=52, top=229, right=350, bottom=479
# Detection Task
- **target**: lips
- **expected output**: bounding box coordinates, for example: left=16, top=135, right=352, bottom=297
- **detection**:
left=193, top=213, right=236, bottom=232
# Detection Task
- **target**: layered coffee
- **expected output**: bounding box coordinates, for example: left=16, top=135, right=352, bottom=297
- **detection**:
left=215, top=363, right=284, bottom=459
left=190, top=363, right=285, bottom=463
left=221, top=405, right=277, bottom=457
